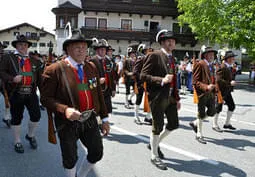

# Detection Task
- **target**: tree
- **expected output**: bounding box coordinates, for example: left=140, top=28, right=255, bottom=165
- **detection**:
left=177, top=0, right=255, bottom=58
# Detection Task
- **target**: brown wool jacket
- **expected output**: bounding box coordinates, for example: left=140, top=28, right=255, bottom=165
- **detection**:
left=0, top=53, right=43, bottom=94
left=192, top=59, right=213, bottom=96
left=40, top=60, right=108, bottom=120
left=90, top=56, right=116, bottom=92
left=216, top=63, right=233, bottom=95
left=140, top=50, right=180, bottom=101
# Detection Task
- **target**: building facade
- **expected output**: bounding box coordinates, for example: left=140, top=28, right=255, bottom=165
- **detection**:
left=0, top=23, right=56, bottom=55
left=52, top=0, right=201, bottom=59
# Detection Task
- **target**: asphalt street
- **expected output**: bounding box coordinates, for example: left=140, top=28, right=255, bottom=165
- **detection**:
left=0, top=74, right=255, bottom=177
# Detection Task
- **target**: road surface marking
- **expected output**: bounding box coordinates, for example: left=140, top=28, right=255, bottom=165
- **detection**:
left=111, top=125, right=219, bottom=166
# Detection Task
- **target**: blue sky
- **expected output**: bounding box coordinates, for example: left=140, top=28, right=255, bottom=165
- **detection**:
left=0, top=0, right=57, bottom=33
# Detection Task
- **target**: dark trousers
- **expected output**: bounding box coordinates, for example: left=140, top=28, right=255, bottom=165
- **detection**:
left=9, top=91, right=41, bottom=125
left=55, top=115, right=103, bottom=169
left=197, top=93, right=216, bottom=119
left=103, top=88, right=113, bottom=114
left=125, top=77, right=134, bottom=95
left=135, top=86, right=144, bottom=105
left=149, top=92, right=179, bottom=135
left=216, top=92, right=235, bottom=113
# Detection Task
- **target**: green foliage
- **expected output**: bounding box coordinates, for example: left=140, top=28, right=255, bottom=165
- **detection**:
left=177, top=0, right=255, bottom=57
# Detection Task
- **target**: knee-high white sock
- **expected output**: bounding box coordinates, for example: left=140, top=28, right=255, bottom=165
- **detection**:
left=134, top=105, right=140, bottom=118
left=4, top=108, right=11, bottom=120
left=146, top=112, right=152, bottom=119
left=150, top=133, right=159, bottom=160
left=12, top=125, right=21, bottom=143
left=159, top=128, right=170, bottom=143
left=77, top=157, right=95, bottom=177
left=65, top=166, right=76, bottom=177
left=213, top=113, right=220, bottom=128
left=193, top=119, right=198, bottom=126
left=28, top=120, right=38, bottom=137
left=116, top=85, right=119, bottom=92
left=196, top=119, right=203, bottom=137
left=225, top=111, right=233, bottom=125
left=130, top=92, right=135, bottom=100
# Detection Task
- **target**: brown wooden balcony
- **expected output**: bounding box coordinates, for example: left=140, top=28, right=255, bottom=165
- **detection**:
left=80, top=26, right=197, bottom=46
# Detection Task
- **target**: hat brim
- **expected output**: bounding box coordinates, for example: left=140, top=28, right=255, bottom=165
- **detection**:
left=11, top=40, right=32, bottom=48
left=201, top=50, right=217, bottom=58
left=63, top=39, right=92, bottom=52
left=224, top=54, right=237, bottom=60
left=107, top=48, right=115, bottom=52
left=158, top=36, right=177, bottom=43
left=93, top=45, right=108, bottom=50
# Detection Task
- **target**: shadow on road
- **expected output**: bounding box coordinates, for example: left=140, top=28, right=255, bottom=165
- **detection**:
left=205, top=137, right=255, bottom=151
left=105, top=132, right=148, bottom=145
left=164, top=158, right=247, bottom=177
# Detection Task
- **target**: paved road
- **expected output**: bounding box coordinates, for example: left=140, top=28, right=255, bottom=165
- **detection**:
left=0, top=79, right=255, bottom=177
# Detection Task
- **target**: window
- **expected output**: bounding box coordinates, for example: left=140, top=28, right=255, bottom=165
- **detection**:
left=2, top=41, right=9, bottom=47
left=173, top=23, right=180, bottom=34
left=68, top=16, right=77, bottom=28
left=32, top=43, right=37, bottom=48
left=182, top=24, right=192, bottom=34
left=14, top=32, right=20, bottom=36
left=59, top=16, right=65, bottom=28
left=40, top=33, right=46, bottom=37
left=121, top=19, right=132, bottom=30
left=98, top=18, right=107, bottom=29
left=152, top=0, right=159, bottom=3
left=39, top=43, right=46, bottom=47
left=26, top=32, right=31, bottom=38
left=85, top=17, right=97, bottom=29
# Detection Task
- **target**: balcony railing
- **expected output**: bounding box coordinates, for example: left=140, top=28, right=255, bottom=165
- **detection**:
left=80, top=26, right=197, bottom=46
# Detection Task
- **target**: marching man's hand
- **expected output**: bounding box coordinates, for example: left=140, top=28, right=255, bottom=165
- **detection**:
left=65, top=108, right=81, bottom=121
left=13, top=75, right=23, bottom=83
left=101, top=121, right=110, bottom=136
left=100, top=78, right=105, bottom=84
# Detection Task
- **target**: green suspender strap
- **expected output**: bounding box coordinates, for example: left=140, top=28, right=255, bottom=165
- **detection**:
left=20, top=72, right=34, bottom=82
left=78, top=83, right=90, bottom=91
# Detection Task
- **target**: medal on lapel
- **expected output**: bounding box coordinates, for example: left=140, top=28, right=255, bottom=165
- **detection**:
left=93, top=77, right=97, bottom=88
left=89, top=79, right=93, bottom=89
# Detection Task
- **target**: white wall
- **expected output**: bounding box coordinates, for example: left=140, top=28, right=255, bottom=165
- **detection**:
left=0, top=25, right=56, bottom=55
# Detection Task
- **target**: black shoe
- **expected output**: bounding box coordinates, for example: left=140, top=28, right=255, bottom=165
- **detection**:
left=151, top=157, right=167, bottom=170
left=144, top=118, right=152, bottom=125
left=189, top=122, right=197, bottom=133
left=196, top=136, right=207, bottom=144
left=147, top=144, right=165, bottom=159
left=128, top=100, right=134, bottom=105
left=134, top=119, right=143, bottom=125
left=212, top=127, right=223, bottom=133
left=124, top=104, right=131, bottom=109
left=223, top=124, right=236, bottom=130
left=14, top=143, right=24, bottom=153
left=2, top=119, right=11, bottom=128
left=25, top=134, right=37, bottom=149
